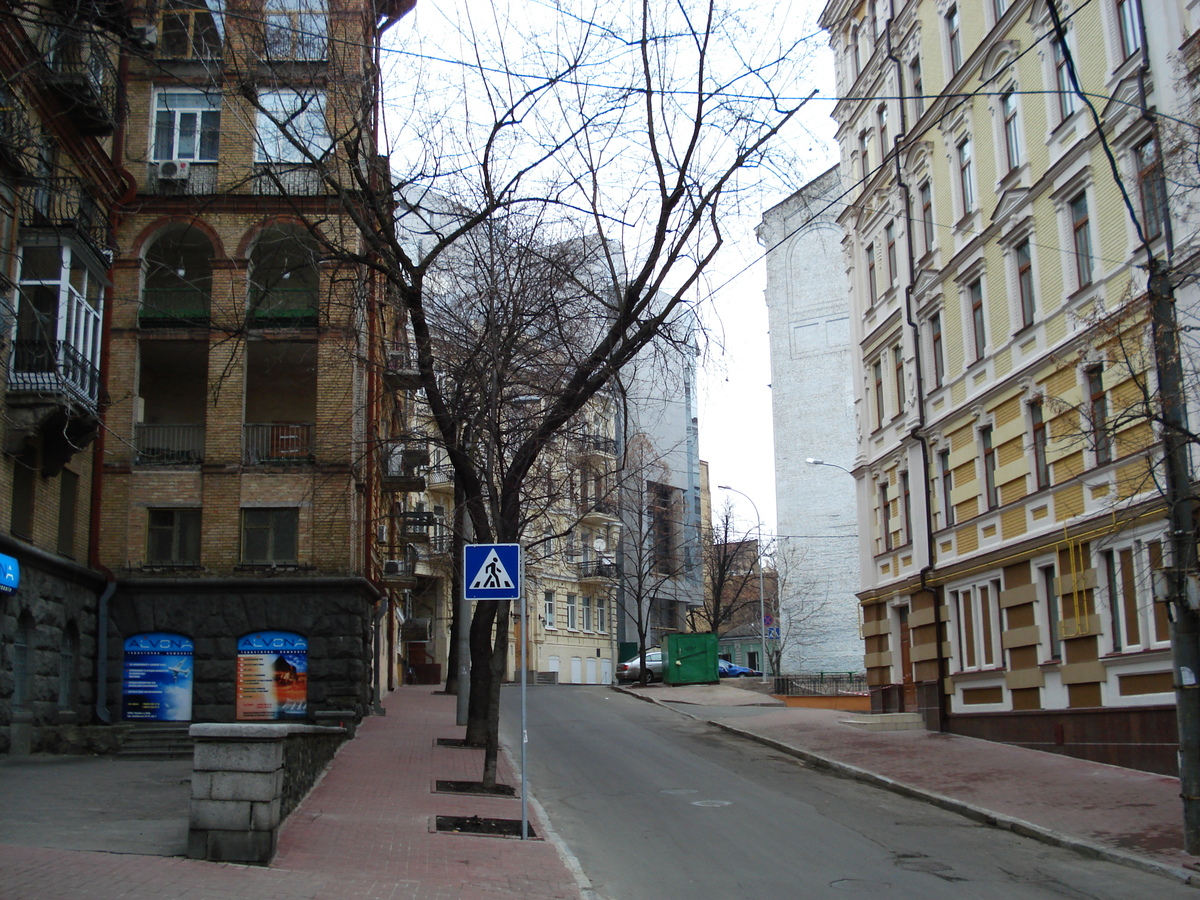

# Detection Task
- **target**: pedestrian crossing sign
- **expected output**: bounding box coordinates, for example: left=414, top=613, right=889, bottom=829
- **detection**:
left=464, top=544, right=522, bottom=601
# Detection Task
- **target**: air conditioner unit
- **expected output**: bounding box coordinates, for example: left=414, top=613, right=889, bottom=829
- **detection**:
left=156, top=160, right=190, bottom=181
left=382, top=558, right=411, bottom=578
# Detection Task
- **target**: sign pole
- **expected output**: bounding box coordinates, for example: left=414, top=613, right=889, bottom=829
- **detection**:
left=520, top=589, right=529, bottom=839
left=456, top=585, right=470, bottom=726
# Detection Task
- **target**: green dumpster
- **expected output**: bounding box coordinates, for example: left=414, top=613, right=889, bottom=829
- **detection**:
left=663, top=632, right=719, bottom=685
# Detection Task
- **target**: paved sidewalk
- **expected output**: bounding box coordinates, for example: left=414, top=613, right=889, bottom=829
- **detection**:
left=0, top=687, right=582, bottom=900
left=621, top=682, right=1199, bottom=887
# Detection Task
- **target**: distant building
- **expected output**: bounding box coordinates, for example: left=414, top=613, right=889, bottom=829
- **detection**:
left=759, top=166, right=862, bottom=673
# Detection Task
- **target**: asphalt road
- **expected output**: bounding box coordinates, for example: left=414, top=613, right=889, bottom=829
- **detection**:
left=502, top=685, right=1196, bottom=900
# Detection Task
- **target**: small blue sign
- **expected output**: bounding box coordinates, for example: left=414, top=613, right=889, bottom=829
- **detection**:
left=0, top=552, right=19, bottom=594
left=464, top=544, right=522, bottom=601
left=766, top=626, right=781, bottom=640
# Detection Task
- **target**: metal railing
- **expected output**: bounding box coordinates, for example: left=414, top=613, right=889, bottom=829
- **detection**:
left=17, top=176, right=114, bottom=261
left=139, top=287, right=211, bottom=324
left=578, top=560, right=618, bottom=580
left=582, top=433, right=617, bottom=455
left=252, top=164, right=325, bottom=196
left=243, top=423, right=314, bottom=464
left=773, top=673, right=869, bottom=697
left=8, top=340, right=101, bottom=406
left=0, top=89, right=39, bottom=172
left=37, top=25, right=118, bottom=135
left=246, top=285, right=318, bottom=323
left=146, top=162, right=219, bottom=196
left=426, top=464, right=455, bottom=486
left=135, top=424, right=205, bottom=465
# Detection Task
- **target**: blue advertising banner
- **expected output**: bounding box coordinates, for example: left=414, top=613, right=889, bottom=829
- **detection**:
left=122, top=632, right=194, bottom=721
left=236, top=631, right=308, bottom=720
left=0, top=552, right=19, bottom=595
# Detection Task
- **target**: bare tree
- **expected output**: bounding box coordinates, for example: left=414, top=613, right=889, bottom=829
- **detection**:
left=172, top=0, right=815, bottom=786
left=767, top=540, right=831, bottom=676
left=690, top=500, right=764, bottom=637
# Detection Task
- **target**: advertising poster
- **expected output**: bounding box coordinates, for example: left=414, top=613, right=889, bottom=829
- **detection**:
left=122, top=632, right=194, bottom=721
left=236, top=631, right=308, bottom=720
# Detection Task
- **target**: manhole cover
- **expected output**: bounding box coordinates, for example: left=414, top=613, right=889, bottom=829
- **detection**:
left=435, top=815, right=538, bottom=839
left=691, top=800, right=732, bottom=807
left=660, top=789, right=698, bottom=795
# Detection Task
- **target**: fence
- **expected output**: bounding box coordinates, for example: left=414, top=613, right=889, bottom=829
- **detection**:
left=773, top=672, right=868, bottom=697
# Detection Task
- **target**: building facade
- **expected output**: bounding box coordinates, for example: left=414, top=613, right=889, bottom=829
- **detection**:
left=759, top=166, right=863, bottom=673
left=819, top=0, right=1196, bottom=774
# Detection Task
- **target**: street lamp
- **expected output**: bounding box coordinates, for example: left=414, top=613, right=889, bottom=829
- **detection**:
left=717, top=484, right=768, bottom=685
left=806, top=457, right=853, bottom=475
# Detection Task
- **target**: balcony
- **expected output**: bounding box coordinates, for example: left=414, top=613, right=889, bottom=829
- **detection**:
left=8, top=340, right=101, bottom=407
left=36, top=25, right=118, bottom=136
left=244, top=423, right=314, bottom=464
left=383, top=348, right=421, bottom=391
left=580, top=433, right=617, bottom=456
left=381, top=546, right=418, bottom=584
left=139, top=287, right=211, bottom=327
left=17, top=177, right=114, bottom=263
left=393, top=510, right=436, bottom=543
left=579, top=498, right=619, bottom=522
left=578, top=560, right=618, bottom=581
left=135, top=424, right=205, bottom=465
left=426, top=464, right=455, bottom=488
left=146, top=161, right=219, bottom=196
left=382, top=441, right=428, bottom=492
left=246, top=286, right=318, bottom=326
left=252, top=163, right=324, bottom=196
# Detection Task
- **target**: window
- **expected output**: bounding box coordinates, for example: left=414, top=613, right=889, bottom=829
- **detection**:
left=1031, top=401, right=1050, bottom=489
left=255, top=90, right=331, bottom=163
left=877, top=104, right=889, bottom=156
left=993, top=0, right=1009, bottom=19
left=153, top=91, right=220, bottom=161
left=241, top=507, right=299, bottom=564
left=900, top=471, right=912, bottom=545
left=866, top=243, right=877, bottom=306
left=1116, top=0, right=1141, bottom=60
left=859, top=131, right=871, bottom=182
left=1102, top=547, right=1140, bottom=652
left=1016, top=239, right=1035, bottom=328
left=969, top=279, right=985, bottom=361
left=1135, top=139, right=1164, bottom=240
left=957, top=137, right=974, bottom=214
left=929, top=312, right=946, bottom=387
left=543, top=590, right=556, bottom=628
left=919, top=182, right=934, bottom=254
left=1088, top=366, right=1112, bottom=464
left=1040, top=564, right=1061, bottom=660
left=1070, top=193, right=1093, bottom=287
left=649, top=482, right=677, bottom=574
left=873, top=358, right=885, bottom=428
left=1001, top=91, right=1020, bottom=171
left=10, top=447, right=36, bottom=538
left=159, top=0, right=223, bottom=59
left=582, top=596, right=593, bottom=631
left=954, top=581, right=1002, bottom=670
left=947, top=5, right=962, bottom=71
left=12, top=245, right=104, bottom=404
left=265, top=0, right=328, bottom=60
left=939, top=448, right=954, bottom=526
left=596, top=597, right=607, bottom=633
left=567, top=593, right=578, bottom=630
left=57, top=470, right=78, bottom=557
left=981, top=425, right=998, bottom=510
left=893, top=344, right=904, bottom=413
left=1053, top=37, right=1076, bottom=121
left=850, top=24, right=861, bottom=76
left=149, top=508, right=202, bottom=565
left=885, top=221, right=897, bottom=282
left=880, top=482, right=892, bottom=551
left=910, top=57, right=925, bottom=118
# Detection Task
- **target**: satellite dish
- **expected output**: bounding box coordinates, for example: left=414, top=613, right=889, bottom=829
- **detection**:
left=593, top=537, right=606, bottom=553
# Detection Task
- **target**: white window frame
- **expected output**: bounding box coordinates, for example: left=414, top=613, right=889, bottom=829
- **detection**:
left=951, top=579, right=1003, bottom=672
left=153, top=90, right=221, bottom=162
left=265, top=0, right=328, bottom=60
left=255, top=89, right=331, bottom=163
left=567, top=593, right=578, bottom=630
left=543, top=590, right=556, bottom=629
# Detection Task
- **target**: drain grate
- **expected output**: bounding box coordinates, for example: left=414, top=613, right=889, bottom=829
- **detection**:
left=435, top=737, right=472, bottom=748
left=435, top=815, right=538, bottom=839
left=435, top=780, right=517, bottom=797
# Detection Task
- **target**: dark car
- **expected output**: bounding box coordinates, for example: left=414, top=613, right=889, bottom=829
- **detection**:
left=718, top=659, right=761, bottom=678
left=616, top=649, right=663, bottom=683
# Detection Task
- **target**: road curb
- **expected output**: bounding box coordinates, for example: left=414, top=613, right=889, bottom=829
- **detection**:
left=707, top=719, right=1200, bottom=890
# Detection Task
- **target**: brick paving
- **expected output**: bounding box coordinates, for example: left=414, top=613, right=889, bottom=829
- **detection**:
left=0, top=688, right=581, bottom=900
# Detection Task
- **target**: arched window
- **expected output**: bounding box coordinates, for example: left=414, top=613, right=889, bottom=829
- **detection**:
left=247, top=225, right=320, bottom=324
left=142, top=225, right=214, bottom=324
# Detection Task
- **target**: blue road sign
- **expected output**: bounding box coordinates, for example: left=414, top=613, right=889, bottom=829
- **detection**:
left=766, top=626, right=781, bottom=640
left=464, top=544, right=522, bottom=601
left=0, top=552, right=19, bottom=595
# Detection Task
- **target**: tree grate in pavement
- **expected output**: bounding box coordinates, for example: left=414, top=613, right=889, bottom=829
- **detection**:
left=435, top=737, right=473, bottom=748
left=435, top=780, right=517, bottom=796
left=435, top=815, right=539, bottom=839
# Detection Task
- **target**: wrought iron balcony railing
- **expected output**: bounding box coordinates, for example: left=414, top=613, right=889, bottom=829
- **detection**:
left=135, top=424, right=205, bottom=465
left=8, top=340, right=101, bottom=407
left=36, top=24, right=118, bottom=135
left=243, top=423, right=314, bottom=464
left=139, top=287, right=211, bottom=325
left=17, top=177, right=114, bottom=262
left=578, top=560, right=618, bottom=580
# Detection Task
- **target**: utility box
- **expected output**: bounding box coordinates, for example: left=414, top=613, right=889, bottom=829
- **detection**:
left=663, top=632, right=719, bottom=685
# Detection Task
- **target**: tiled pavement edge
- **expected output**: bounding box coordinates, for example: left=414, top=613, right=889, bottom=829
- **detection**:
left=0, top=688, right=583, bottom=900
left=617, top=683, right=1199, bottom=889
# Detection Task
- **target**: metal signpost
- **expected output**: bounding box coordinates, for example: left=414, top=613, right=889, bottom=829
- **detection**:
left=463, top=544, right=528, bottom=838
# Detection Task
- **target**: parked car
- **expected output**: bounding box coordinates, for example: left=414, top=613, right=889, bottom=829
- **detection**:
left=718, top=659, right=761, bottom=678
left=616, top=648, right=663, bottom=683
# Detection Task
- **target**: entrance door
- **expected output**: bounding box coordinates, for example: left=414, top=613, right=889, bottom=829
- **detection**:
left=899, top=606, right=917, bottom=712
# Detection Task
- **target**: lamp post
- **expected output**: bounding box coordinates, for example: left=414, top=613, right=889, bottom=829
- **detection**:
left=717, top=484, right=768, bottom=684
left=805, top=457, right=853, bottom=475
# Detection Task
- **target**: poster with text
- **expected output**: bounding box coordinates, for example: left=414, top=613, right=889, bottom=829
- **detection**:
left=122, top=632, right=194, bottom=721
left=236, top=631, right=308, bottom=720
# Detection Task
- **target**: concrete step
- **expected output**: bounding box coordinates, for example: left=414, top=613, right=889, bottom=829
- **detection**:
left=117, top=725, right=194, bottom=760
left=838, top=712, right=925, bottom=732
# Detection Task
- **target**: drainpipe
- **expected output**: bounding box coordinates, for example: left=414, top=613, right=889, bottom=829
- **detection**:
left=886, top=4, right=944, bottom=727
